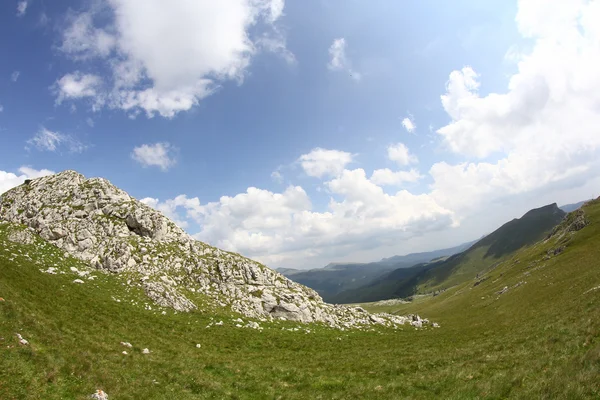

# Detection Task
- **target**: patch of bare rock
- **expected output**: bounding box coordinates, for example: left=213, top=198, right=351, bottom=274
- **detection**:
left=0, top=170, right=435, bottom=330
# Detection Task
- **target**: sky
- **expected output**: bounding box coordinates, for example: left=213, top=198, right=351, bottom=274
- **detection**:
left=1, top=0, right=600, bottom=270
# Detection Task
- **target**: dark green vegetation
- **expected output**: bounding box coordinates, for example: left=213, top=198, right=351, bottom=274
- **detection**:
left=332, top=203, right=566, bottom=304
left=278, top=242, right=474, bottom=302
left=1, top=199, right=600, bottom=399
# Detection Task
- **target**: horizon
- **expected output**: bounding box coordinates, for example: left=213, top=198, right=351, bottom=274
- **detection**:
left=1, top=0, right=599, bottom=270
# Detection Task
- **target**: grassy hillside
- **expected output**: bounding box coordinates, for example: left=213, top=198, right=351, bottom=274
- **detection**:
left=332, top=204, right=566, bottom=304
left=280, top=242, right=475, bottom=302
left=1, top=199, right=599, bottom=399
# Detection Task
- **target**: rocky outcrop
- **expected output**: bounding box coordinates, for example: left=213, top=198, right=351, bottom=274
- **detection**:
left=0, top=171, right=429, bottom=329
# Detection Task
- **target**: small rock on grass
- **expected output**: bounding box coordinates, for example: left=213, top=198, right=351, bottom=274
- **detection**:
left=16, top=333, right=28, bottom=345
left=90, top=389, right=108, bottom=400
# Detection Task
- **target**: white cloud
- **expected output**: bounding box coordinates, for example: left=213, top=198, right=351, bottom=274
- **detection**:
left=401, top=116, right=416, bottom=133
left=387, top=143, right=418, bottom=166
left=131, top=142, right=177, bottom=171
left=327, top=38, right=361, bottom=81
left=145, top=172, right=452, bottom=267
left=11, top=71, right=20, bottom=82
left=26, top=127, right=87, bottom=153
left=16, top=1, right=27, bottom=17
left=370, top=168, right=422, bottom=186
left=57, top=0, right=292, bottom=118
left=0, top=167, right=54, bottom=195
left=53, top=72, right=103, bottom=105
left=432, top=0, right=600, bottom=217
left=129, top=0, right=600, bottom=268
left=60, top=11, right=116, bottom=59
left=0, top=104, right=3, bottom=112
left=271, top=170, right=284, bottom=183
left=298, top=148, right=354, bottom=178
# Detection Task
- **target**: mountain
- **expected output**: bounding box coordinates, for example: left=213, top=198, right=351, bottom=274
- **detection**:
left=2, top=194, right=598, bottom=399
left=332, top=203, right=567, bottom=303
left=560, top=200, right=590, bottom=213
left=278, top=241, right=476, bottom=302
left=0, top=170, right=423, bottom=329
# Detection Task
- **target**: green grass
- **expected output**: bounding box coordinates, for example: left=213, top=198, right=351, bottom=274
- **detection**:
left=1, top=199, right=600, bottom=399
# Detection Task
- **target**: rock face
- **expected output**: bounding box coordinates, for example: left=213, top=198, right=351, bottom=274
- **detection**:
left=0, top=171, right=427, bottom=328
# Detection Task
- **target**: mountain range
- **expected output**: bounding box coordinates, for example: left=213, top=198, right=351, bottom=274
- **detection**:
left=277, top=241, right=476, bottom=302
left=1, top=170, right=599, bottom=398
left=331, top=203, right=568, bottom=303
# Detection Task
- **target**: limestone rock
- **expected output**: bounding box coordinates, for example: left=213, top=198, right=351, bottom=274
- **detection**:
left=0, top=170, right=434, bottom=329
left=91, top=390, right=108, bottom=400
left=16, top=333, right=28, bottom=345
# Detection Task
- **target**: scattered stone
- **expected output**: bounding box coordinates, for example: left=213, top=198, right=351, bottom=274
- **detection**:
left=122, top=351, right=128, bottom=355
left=120, top=342, right=133, bottom=348
left=90, top=390, right=108, bottom=400
left=16, top=333, right=28, bottom=345
left=142, top=348, right=150, bottom=354
left=7, top=228, right=36, bottom=245
left=41, top=267, right=57, bottom=274
left=497, top=286, right=509, bottom=295
left=432, top=323, right=440, bottom=328
left=246, top=321, right=261, bottom=329
left=73, top=279, right=85, bottom=284
left=196, top=344, right=202, bottom=348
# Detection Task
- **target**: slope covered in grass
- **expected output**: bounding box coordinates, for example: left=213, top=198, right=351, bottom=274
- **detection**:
left=333, top=203, right=566, bottom=303
left=278, top=241, right=475, bottom=302
left=1, top=199, right=600, bottom=398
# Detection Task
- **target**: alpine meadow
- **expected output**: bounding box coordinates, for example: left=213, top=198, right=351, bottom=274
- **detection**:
left=2, top=0, right=600, bottom=399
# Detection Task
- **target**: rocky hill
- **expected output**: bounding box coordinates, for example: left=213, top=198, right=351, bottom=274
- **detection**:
left=0, top=170, right=425, bottom=329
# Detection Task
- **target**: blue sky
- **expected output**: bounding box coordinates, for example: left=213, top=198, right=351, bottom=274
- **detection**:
left=1, top=0, right=600, bottom=269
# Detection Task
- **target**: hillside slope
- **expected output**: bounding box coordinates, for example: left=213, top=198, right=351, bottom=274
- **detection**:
left=0, top=171, right=422, bottom=329
left=279, top=241, right=474, bottom=302
left=333, top=203, right=566, bottom=303
left=1, top=199, right=599, bottom=398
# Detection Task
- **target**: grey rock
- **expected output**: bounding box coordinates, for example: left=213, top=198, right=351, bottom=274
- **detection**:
left=0, top=170, right=434, bottom=329
left=90, top=390, right=108, bottom=400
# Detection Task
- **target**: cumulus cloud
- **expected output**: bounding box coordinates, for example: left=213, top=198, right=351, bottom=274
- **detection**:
left=53, top=72, right=103, bottom=105
left=16, top=1, right=27, bottom=17
left=327, top=38, right=361, bottom=81
left=370, top=168, right=422, bottom=186
left=298, top=148, right=354, bottom=178
left=144, top=174, right=453, bottom=267
left=56, top=0, right=292, bottom=118
left=432, top=0, right=600, bottom=216
left=401, top=116, right=416, bottom=133
left=26, top=127, right=87, bottom=153
left=387, top=143, right=418, bottom=166
left=131, top=142, right=177, bottom=171
left=0, top=167, right=54, bottom=195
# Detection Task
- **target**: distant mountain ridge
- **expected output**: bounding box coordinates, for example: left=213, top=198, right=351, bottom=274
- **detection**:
left=560, top=200, right=591, bottom=213
left=331, top=203, right=567, bottom=303
left=278, top=241, right=476, bottom=302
